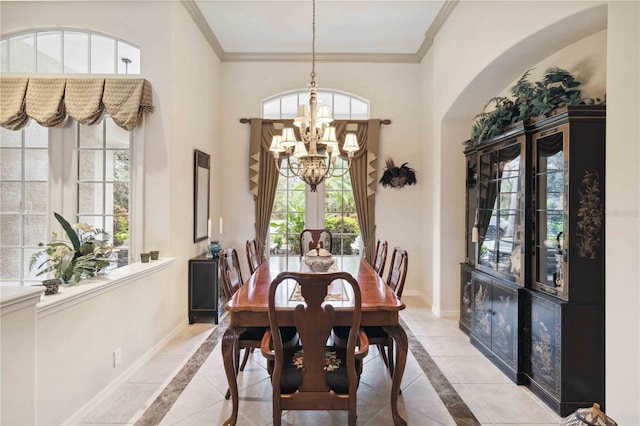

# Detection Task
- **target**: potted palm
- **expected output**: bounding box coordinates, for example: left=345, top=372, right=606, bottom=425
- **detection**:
left=30, top=212, right=113, bottom=293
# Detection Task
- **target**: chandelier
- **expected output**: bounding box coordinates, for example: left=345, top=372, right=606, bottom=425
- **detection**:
left=268, top=0, right=360, bottom=192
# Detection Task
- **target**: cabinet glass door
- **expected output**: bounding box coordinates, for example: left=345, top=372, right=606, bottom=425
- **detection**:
left=533, top=126, right=567, bottom=299
left=476, top=138, right=524, bottom=283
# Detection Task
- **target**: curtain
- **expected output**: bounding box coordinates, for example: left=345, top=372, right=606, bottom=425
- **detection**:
left=477, top=142, right=522, bottom=250
left=248, top=118, right=382, bottom=263
left=348, top=120, right=380, bottom=264
left=0, top=77, right=153, bottom=131
left=249, top=119, right=280, bottom=259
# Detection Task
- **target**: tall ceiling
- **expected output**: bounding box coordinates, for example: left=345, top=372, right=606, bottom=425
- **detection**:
left=189, top=0, right=452, bottom=62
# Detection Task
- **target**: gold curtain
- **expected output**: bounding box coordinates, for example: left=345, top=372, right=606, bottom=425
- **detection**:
left=249, top=119, right=281, bottom=259
left=0, top=77, right=153, bottom=131
left=248, top=119, right=382, bottom=263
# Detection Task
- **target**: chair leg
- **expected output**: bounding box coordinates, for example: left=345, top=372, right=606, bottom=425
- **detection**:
left=239, top=347, right=252, bottom=371
left=387, top=339, right=395, bottom=378
left=225, top=340, right=242, bottom=400
left=378, top=344, right=389, bottom=367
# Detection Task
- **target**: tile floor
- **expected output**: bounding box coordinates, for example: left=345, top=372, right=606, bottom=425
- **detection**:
left=79, top=296, right=562, bottom=425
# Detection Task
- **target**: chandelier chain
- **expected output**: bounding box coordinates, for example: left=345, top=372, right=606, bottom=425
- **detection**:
left=311, top=0, right=316, bottom=80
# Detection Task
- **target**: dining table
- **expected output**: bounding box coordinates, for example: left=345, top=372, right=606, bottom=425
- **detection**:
left=221, top=256, right=408, bottom=426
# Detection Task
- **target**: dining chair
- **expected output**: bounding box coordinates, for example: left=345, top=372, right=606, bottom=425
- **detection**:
left=260, top=271, right=369, bottom=426
left=220, top=248, right=297, bottom=399
left=372, top=239, right=388, bottom=277
left=299, top=228, right=333, bottom=255
left=246, top=238, right=263, bottom=274
left=334, top=246, right=408, bottom=377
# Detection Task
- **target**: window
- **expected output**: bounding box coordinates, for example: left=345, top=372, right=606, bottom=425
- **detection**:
left=0, top=28, right=140, bottom=287
left=78, top=118, right=132, bottom=268
left=263, top=89, right=369, bottom=263
left=1, top=30, right=140, bottom=75
left=0, top=123, right=49, bottom=286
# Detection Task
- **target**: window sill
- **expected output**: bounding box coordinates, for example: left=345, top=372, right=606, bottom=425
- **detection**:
left=36, top=258, right=175, bottom=319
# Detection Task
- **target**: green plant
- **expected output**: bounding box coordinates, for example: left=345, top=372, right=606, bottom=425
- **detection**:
left=113, top=205, right=129, bottom=247
left=30, top=212, right=113, bottom=284
left=470, top=67, right=604, bottom=144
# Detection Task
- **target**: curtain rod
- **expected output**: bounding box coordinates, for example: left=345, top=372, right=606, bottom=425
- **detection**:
left=239, top=118, right=391, bottom=125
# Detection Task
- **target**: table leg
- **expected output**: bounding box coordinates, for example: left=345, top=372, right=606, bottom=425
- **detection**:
left=222, top=326, right=245, bottom=426
left=383, top=325, right=408, bottom=426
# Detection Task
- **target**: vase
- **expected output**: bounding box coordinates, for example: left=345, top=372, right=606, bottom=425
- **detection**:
left=210, top=241, right=222, bottom=259
left=42, top=278, right=60, bottom=295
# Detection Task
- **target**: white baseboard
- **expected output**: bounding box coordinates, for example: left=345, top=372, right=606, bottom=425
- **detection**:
left=431, top=308, right=459, bottom=320
left=63, top=318, right=188, bottom=425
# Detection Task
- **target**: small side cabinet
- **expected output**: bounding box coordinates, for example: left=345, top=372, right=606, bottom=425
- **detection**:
left=188, top=255, right=223, bottom=324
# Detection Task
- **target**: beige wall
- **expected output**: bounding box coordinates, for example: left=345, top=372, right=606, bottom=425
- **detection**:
left=219, top=61, right=426, bottom=299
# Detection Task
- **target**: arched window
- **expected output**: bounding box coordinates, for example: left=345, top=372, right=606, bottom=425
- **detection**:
left=0, top=29, right=141, bottom=286
left=1, top=29, right=140, bottom=74
left=263, top=90, right=369, bottom=263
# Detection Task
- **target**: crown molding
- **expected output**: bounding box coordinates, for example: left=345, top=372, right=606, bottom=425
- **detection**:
left=181, top=0, right=225, bottom=60
left=183, top=0, right=457, bottom=64
left=416, top=0, right=459, bottom=61
left=222, top=52, right=420, bottom=64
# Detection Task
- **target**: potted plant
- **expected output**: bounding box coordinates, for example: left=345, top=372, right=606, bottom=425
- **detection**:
left=30, top=212, right=113, bottom=291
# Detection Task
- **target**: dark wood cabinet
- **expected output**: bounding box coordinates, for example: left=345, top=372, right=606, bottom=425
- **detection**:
left=470, top=270, right=524, bottom=383
left=460, top=106, right=606, bottom=415
left=188, top=255, right=224, bottom=324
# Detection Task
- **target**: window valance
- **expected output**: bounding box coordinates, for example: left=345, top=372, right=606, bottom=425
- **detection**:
left=0, top=77, right=153, bottom=131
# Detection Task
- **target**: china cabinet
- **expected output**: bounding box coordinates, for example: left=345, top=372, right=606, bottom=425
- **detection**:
left=459, top=105, right=606, bottom=415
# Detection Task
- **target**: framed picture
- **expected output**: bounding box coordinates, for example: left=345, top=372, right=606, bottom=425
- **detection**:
left=194, top=149, right=210, bottom=243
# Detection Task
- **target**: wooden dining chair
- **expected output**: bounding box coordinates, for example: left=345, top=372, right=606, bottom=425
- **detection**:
left=373, top=247, right=409, bottom=375
left=246, top=238, right=263, bottom=274
left=334, top=246, right=408, bottom=377
left=299, top=228, right=333, bottom=255
left=220, top=248, right=298, bottom=399
left=260, top=271, right=369, bottom=426
left=372, top=239, right=388, bottom=277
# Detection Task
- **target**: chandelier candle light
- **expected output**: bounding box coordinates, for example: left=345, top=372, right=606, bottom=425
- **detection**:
left=268, top=0, right=360, bottom=191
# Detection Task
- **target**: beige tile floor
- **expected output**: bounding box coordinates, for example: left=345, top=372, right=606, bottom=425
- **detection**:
left=79, top=296, right=562, bottom=425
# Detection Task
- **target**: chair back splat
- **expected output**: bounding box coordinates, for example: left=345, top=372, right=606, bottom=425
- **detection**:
left=387, top=247, right=408, bottom=298
left=372, top=239, right=388, bottom=277
left=261, top=272, right=369, bottom=426
left=246, top=238, right=263, bottom=274
left=299, top=228, right=333, bottom=255
left=220, top=248, right=244, bottom=300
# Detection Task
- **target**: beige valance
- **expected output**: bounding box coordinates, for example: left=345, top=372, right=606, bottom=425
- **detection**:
left=0, top=77, right=153, bottom=131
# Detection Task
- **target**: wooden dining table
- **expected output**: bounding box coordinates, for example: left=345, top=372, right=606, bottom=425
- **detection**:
left=221, top=256, right=408, bottom=426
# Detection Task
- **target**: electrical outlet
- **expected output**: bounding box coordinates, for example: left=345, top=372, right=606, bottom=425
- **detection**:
left=113, top=347, right=122, bottom=367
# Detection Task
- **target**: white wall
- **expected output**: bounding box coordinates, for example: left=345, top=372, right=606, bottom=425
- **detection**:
left=424, top=0, right=639, bottom=423
left=1, top=1, right=222, bottom=422
left=220, top=61, right=426, bottom=299
left=605, top=1, right=640, bottom=422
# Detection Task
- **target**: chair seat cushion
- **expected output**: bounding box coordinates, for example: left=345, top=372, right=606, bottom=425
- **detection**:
left=241, top=327, right=297, bottom=343
left=279, top=346, right=360, bottom=394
